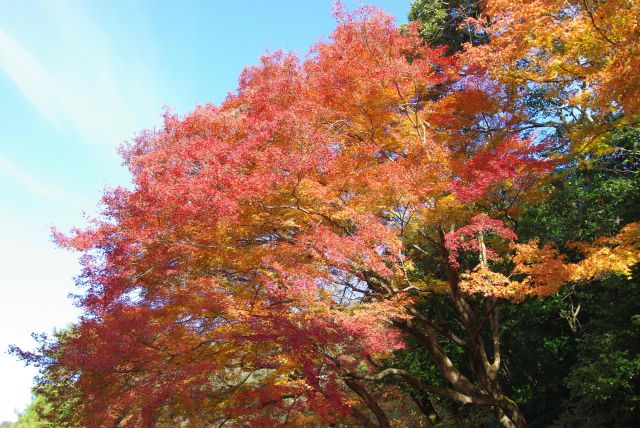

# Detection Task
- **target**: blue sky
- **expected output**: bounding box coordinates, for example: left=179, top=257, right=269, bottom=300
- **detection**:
left=0, top=0, right=410, bottom=420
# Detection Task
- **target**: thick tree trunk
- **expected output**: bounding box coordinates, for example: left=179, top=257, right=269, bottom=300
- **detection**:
left=360, top=233, right=530, bottom=428
left=350, top=407, right=380, bottom=428
left=494, top=402, right=527, bottom=428
left=503, top=400, right=528, bottom=428
left=344, top=378, right=391, bottom=428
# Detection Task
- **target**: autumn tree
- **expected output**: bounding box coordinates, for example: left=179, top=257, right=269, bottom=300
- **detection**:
left=462, top=0, right=640, bottom=146
left=398, top=0, right=640, bottom=425
left=15, top=3, right=640, bottom=428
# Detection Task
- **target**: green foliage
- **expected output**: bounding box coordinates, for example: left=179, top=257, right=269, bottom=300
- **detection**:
left=551, top=273, right=640, bottom=427
left=501, top=273, right=640, bottom=427
left=511, top=126, right=640, bottom=426
left=408, top=0, right=485, bottom=52
left=13, top=395, right=56, bottom=428
left=500, top=292, right=576, bottom=427
left=520, top=126, right=640, bottom=245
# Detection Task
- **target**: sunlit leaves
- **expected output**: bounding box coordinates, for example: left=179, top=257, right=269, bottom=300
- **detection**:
left=16, top=2, right=640, bottom=426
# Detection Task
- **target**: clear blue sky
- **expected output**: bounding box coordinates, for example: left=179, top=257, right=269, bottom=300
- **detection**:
left=0, top=0, right=410, bottom=421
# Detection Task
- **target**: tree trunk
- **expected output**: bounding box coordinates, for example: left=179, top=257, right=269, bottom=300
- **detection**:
left=344, top=378, right=391, bottom=428
left=494, top=399, right=527, bottom=428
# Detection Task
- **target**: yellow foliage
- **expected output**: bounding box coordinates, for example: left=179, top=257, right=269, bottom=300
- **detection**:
left=459, top=223, right=640, bottom=301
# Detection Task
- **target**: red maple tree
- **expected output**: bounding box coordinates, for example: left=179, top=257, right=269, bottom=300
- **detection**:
left=16, top=4, right=640, bottom=427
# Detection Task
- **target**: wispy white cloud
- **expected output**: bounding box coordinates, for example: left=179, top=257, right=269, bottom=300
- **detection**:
left=0, top=1, right=161, bottom=147
left=0, top=227, right=81, bottom=422
left=0, top=154, right=85, bottom=208
left=0, top=28, right=82, bottom=128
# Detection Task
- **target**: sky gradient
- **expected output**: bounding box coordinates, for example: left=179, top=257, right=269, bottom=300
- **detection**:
left=0, top=0, right=409, bottom=421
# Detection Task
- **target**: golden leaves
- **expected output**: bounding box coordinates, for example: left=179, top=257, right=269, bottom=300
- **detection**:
left=459, top=223, right=640, bottom=301
left=510, top=241, right=574, bottom=297
left=467, top=0, right=640, bottom=120
left=570, top=222, right=640, bottom=281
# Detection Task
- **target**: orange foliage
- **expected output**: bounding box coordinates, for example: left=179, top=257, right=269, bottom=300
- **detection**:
left=466, top=0, right=640, bottom=122
left=19, top=3, right=640, bottom=426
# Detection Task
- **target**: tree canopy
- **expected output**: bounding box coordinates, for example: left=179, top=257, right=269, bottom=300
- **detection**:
left=14, top=2, right=640, bottom=427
